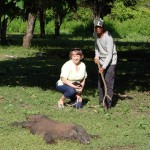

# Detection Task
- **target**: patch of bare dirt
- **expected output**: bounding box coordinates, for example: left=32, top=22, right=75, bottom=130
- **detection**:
left=0, top=54, right=17, bottom=59
left=0, top=95, right=4, bottom=103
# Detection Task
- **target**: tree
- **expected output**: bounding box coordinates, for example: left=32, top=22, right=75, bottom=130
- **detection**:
left=0, top=0, right=7, bottom=44
left=22, top=0, right=38, bottom=48
left=22, top=0, right=51, bottom=48
left=23, top=0, right=77, bottom=48
left=39, top=7, right=45, bottom=38
left=1, top=0, right=77, bottom=46
left=22, top=13, right=36, bottom=48
left=51, top=0, right=77, bottom=37
left=0, top=0, right=23, bottom=44
left=78, top=0, right=115, bottom=19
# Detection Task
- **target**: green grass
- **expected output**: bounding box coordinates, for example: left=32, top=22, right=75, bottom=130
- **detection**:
left=0, top=35, right=150, bottom=150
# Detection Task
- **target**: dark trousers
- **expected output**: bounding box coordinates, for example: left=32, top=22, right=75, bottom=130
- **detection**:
left=98, top=65, right=116, bottom=107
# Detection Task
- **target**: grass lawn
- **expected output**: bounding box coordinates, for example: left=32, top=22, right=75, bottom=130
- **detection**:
left=0, top=35, right=150, bottom=150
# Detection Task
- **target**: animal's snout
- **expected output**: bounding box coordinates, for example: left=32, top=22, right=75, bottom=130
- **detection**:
left=84, top=140, right=90, bottom=144
left=81, top=138, right=90, bottom=144
left=78, top=133, right=90, bottom=144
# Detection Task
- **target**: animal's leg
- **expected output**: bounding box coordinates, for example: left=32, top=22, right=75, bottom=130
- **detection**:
left=30, top=128, right=36, bottom=134
left=75, top=125, right=90, bottom=144
left=43, top=133, right=56, bottom=144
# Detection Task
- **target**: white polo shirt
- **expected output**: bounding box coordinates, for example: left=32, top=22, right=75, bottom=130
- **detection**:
left=57, top=60, right=87, bottom=85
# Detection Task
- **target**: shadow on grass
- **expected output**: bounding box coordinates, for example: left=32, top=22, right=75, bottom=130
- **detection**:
left=0, top=34, right=150, bottom=106
left=0, top=56, right=63, bottom=91
left=0, top=53, right=149, bottom=91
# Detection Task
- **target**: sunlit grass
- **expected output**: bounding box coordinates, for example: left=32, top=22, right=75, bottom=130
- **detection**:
left=0, top=36, right=150, bottom=150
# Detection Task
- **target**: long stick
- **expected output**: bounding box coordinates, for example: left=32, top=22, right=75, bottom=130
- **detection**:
left=96, top=62, right=111, bottom=109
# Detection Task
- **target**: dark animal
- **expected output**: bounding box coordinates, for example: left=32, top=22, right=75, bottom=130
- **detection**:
left=11, top=115, right=99, bottom=144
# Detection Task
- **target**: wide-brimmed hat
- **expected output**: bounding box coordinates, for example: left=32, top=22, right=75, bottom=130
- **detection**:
left=93, top=18, right=104, bottom=27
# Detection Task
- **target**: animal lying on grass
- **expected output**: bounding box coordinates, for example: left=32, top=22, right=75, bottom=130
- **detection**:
left=11, top=115, right=99, bottom=144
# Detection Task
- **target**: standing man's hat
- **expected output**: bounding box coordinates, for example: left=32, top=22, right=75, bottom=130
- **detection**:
left=94, top=18, right=104, bottom=27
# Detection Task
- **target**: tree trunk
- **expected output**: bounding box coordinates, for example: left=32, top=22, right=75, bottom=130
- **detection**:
left=93, top=0, right=104, bottom=18
left=0, top=15, right=1, bottom=44
left=39, top=8, right=45, bottom=38
left=0, top=1, right=8, bottom=45
left=23, top=13, right=36, bottom=48
left=54, top=13, right=60, bottom=37
left=0, top=17, right=8, bottom=45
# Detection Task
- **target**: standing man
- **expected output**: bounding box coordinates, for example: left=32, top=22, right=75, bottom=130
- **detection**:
left=93, top=18, right=117, bottom=110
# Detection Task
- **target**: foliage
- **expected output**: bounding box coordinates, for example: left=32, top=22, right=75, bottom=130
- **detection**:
left=3, top=0, right=24, bottom=18
left=116, top=0, right=138, bottom=6
left=7, top=18, right=26, bottom=33
left=110, top=1, right=135, bottom=21
left=7, top=3, right=150, bottom=40
left=109, top=0, right=150, bottom=21
left=138, top=0, right=150, bottom=7
left=104, top=16, right=150, bottom=39
left=77, top=0, right=115, bottom=18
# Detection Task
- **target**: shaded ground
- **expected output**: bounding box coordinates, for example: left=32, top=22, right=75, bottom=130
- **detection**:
left=0, top=35, right=150, bottom=106
left=0, top=50, right=149, bottom=92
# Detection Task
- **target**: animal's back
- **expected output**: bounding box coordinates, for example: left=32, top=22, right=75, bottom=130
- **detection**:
left=30, top=118, right=74, bottom=138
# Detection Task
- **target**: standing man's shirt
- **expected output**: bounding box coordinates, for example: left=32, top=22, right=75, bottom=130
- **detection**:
left=93, top=31, right=117, bottom=69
